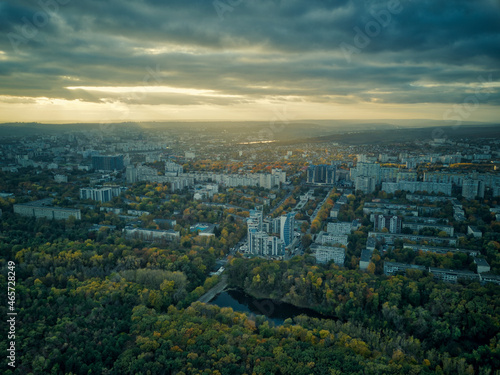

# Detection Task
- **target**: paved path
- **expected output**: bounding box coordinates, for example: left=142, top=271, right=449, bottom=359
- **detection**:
left=307, top=187, right=336, bottom=234
left=197, top=275, right=228, bottom=303
left=267, top=191, right=294, bottom=218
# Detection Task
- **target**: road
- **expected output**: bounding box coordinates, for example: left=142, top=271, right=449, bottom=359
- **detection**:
left=267, top=189, right=294, bottom=218
left=307, top=187, right=336, bottom=234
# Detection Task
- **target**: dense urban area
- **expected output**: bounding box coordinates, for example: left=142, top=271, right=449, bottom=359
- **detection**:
left=1, top=123, right=500, bottom=374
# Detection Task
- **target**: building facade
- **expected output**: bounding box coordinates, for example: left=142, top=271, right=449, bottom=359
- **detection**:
left=280, top=212, right=295, bottom=247
left=80, top=186, right=124, bottom=203
left=92, top=155, right=124, bottom=171
left=311, top=245, right=345, bottom=266
left=14, top=202, right=81, bottom=220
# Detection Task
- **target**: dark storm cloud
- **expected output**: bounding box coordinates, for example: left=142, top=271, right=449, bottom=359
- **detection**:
left=0, top=0, right=499, bottom=107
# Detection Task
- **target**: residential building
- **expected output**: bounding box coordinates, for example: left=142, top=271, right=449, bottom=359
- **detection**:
left=126, top=165, right=138, bottom=183
left=272, top=168, right=287, bottom=184
left=100, top=207, right=123, bottom=214
left=311, top=244, right=345, bottom=266
left=54, top=174, right=68, bottom=183
left=429, top=268, right=480, bottom=283
left=80, top=186, right=124, bottom=203
left=248, top=209, right=263, bottom=232
left=474, top=258, right=491, bottom=273
left=402, top=244, right=478, bottom=256
left=382, top=181, right=452, bottom=196
left=247, top=229, right=284, bottom=257
left=316, top=232, right=348, bottom=246
left=402, top=222, right=454, bottom=236
left=366, top=237, right=377, bottom=251
left=368, top=231, right=457, bottom=246
left=355, top=176, right=377, bottom=194
left=280, top=212, right=295, bottom=246
left=353, top=162, right=381, bottom=182
left=363, top=202, right=418, bottom=216
left=91, top=155, right=124, bottom=171
left=384, top=261, right=426, bottom=275
left=396, top=171, right=418, bottom=182
left=123, top=227, right=180, bottom=241
left=326, top=222, right=352, bottom=235
left=374, top=214, right=402, bottom=234
left=330, top=203, right=341, bottom=218
left=359, top=249, right=373, bottom=270
left=424, top=172, right=466, bottom=185
left=467, top=226, right=482, bottom=238
left=462, top=179, right=485, bottom=200
left=165, top=162, right=184, bottom=176
left=14, top=199, right=81, bottom=220
left=307, top=164, right=336, bottom=184
left=266, top=236, right=285, bottom=257
left=480, top=274, right=500, bottom=285
left=406, top=194, right=452, bottom=203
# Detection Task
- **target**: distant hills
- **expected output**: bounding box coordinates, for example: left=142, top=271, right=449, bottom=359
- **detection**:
left=0, top=120, right=497, bottom=144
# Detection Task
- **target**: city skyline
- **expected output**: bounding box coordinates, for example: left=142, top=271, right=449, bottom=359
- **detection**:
left=1, top=0, right=499, bottom=123
left=1, top=97, right=499, bottom=373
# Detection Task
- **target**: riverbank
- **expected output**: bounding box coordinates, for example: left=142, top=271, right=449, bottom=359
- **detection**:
left=238, top=287, right=335, bottom=319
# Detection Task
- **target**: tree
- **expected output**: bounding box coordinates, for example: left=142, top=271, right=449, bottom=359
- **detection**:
left=367, top=262, right=376, bottom=274
left=302, top=234, right=313, bottom=249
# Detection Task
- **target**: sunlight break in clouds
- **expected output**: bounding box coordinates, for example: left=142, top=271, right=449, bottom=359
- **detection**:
left=66, top=86, right=242, bottom=98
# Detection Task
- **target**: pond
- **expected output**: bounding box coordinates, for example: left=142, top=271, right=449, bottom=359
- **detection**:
left=209, top=289, right=332, bottom=326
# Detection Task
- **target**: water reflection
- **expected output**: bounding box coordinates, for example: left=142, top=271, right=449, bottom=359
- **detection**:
left=209, top=289, right=330, bottom=326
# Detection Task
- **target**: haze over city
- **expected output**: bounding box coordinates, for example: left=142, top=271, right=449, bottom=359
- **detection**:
left=2, top=2, right=500, bottom=375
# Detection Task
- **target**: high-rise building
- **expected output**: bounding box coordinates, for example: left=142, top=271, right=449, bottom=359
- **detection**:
left=355, top=176, right=377, bottom=194
left=462, top=179, right=485, bottom=200
left=280, top=212, right=295, bottom=246
left=266, top=236, right=284, bottom=257
left=91, top=155, right=124, bottom=171
left=259, top=174, right=274, bottom=189
left=79, top=186, right=124, bottom=203
left=397, top=171, right=418, bottom=182
left=247, top=209, right=287, bottom=257
left=248, top=230, right=284, bottom=257
left=272, top=168, right=287, bottom=184
left=248, top=229, right=267, bottom=255
left=356, top=163, right=381, bottom=182
left=307, top=164, right=336, bottom=184
left=248, top=210, right=263, bottom=232
left=424, top=172, right=466, bottom=185
left=165, top=162, right=183, bottom=176
left=126, top=165, right=138, bottom=183
left=374, top=214, right=402, bottom=234
left=247, top=209, right=264, bottom=254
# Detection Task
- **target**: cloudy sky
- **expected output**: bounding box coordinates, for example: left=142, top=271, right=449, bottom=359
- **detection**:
left=1, top=0, right=499, bottom=123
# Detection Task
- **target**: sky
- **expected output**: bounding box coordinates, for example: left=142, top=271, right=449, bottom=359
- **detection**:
left=0, top=0, right=499, bottom=124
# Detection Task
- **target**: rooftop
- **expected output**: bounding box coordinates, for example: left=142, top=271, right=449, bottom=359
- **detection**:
left=360, top=249, right=372, bottom=262
left=474, top=258, right=490, bottom=267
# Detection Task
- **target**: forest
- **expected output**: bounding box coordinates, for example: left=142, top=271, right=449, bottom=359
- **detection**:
left=1, top=217, right=499, bottom=374
left=226, top=256, right=500, bottom=374
left=1, top=173, right=499, bottom=374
